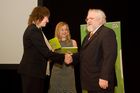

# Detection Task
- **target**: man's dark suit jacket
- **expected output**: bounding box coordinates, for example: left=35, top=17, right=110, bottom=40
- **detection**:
left=18, top=24, right=64, bottom=78
left=79, top=25, right=117, bottom=91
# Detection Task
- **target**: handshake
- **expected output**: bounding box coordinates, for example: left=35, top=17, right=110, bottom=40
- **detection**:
left=64, top=53, right=73, bottom=65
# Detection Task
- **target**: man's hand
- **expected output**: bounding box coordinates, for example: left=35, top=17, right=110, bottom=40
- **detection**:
left=64, top=53, right=73, bottom=64
left=99, top=78, right=108, bottom=89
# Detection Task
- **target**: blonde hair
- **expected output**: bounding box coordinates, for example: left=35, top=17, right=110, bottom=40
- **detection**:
left=55, top=22, right=71, bottom=43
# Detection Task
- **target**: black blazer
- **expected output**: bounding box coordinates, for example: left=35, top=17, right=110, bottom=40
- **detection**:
left=18, top=24, right=64, bottom=78
left=79, top=25, right=117, bottom=91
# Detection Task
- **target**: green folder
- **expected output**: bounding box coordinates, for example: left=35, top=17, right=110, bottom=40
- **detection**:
left=49, top=37, right=61, bottom=50
left=49, top=37, right=78, bottom=54
left=55, top=47, right=78, bottom=54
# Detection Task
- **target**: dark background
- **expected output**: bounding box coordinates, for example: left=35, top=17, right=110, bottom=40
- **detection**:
left=41, top=0, right=129, bottom=92
left=0, top=0, right=130, bottom=93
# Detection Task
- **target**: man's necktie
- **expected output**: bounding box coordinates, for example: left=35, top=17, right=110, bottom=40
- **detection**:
left=88, top=32, right=94, bottom=40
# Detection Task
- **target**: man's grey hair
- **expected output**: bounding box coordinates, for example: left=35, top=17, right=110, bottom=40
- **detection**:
left=88, top=9, right=106, bottom=24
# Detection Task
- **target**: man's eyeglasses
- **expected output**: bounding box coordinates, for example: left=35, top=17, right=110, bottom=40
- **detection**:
left=85, top=18, right=95, bottom=22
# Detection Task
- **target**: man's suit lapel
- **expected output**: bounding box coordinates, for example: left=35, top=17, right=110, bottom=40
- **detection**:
left=82, top=33, right=90, bottom=48
left=83, top=34, right=96, bottom=48
left=82, top=25, right=103, bottom=48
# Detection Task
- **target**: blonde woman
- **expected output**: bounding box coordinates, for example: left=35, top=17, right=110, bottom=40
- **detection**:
left=48, top=22, right=77, bottom=93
